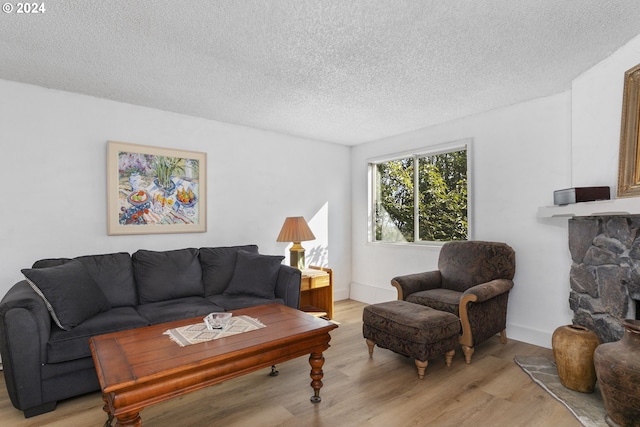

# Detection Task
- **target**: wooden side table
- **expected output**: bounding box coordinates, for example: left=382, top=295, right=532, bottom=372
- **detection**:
left=300, top=266, right=333, bottom=319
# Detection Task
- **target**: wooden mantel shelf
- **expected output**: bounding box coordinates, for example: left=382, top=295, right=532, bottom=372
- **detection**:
left=537, top=197, right=640, bottom=218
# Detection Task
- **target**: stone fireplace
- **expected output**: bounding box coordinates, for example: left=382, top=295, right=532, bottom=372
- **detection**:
left=569, top=215, right=640, bottom=343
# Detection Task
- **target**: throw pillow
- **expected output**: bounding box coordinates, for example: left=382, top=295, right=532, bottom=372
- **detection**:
left=22, top=259, right=111, bottom=330
left=132, top=248, right=204, bottom=304
left=224, top=251, right=284, bottom=299
left=32, top=258, right=72, bottom=268
left=199, top=245, right=259, bottom=295
left=76, top=252, right=137, bottom=308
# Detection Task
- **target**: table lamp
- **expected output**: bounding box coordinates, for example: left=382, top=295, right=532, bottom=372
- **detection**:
left=276, top=216, right=316, bottom=269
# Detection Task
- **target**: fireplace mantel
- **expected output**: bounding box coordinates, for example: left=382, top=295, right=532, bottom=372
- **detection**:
left=537, top=197, right=640, bottom=218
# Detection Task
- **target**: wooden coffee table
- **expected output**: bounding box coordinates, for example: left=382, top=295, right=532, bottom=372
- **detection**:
left=89, top=303, right=338, bottom=426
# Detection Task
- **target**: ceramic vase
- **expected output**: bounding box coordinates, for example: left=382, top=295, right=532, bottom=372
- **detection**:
left=154, top=177, right=176, bottom=195
left=128, top=172, right=142, bottom=191
left=551, top=324, right=600, bottom=393
left=594, top=319, right=640, bottom=427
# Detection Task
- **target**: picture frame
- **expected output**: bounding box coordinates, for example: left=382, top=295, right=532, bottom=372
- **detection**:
left=107, top=141, right=206, bottom=235
left=617, top=63, right=640, bottom=198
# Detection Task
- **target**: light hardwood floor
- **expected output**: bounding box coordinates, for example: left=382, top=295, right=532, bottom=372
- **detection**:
left=0, top=300, right=580, bottom=427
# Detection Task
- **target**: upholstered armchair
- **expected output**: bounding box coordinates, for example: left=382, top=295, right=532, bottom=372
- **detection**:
left=391, top=241, right=516, bottom=364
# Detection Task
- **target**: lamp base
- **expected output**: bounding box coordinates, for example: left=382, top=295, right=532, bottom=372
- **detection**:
left=289, top=242, right=306, bottom=269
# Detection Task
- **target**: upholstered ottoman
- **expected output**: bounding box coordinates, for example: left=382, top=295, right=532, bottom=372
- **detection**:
left=362, top=300, right=461, bottom=379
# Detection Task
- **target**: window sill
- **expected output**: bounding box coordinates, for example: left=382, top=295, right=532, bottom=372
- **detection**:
left=367, top=240, right=447, bottom=249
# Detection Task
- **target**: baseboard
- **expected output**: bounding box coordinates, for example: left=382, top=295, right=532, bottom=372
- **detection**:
left=349, top=282, right=397, bottom=304
left=507, top=323, right=552, bottom=349
left=333, top=287, right=350, bottom=301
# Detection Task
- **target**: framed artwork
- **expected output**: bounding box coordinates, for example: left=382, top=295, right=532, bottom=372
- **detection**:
left=618, top=63, right=640, bottom=198
left=107, top=141, right=206, bottom=235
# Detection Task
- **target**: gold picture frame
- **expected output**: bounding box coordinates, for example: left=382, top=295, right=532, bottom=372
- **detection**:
left=107, top=141, right=206, bottom=235
left=617, top=63, right=640, bottom=198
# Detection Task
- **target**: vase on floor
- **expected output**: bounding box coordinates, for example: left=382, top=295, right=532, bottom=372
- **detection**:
left=594, top=319, right=640, bottom=427
left=552, top=324, right=600, bottom=393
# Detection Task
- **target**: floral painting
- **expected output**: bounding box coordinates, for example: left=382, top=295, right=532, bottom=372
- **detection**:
left=107, top=141, right=206, bottom=235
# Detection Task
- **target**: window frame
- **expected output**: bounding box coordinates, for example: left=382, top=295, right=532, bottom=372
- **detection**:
left=367, top=138, right=473, bottom=246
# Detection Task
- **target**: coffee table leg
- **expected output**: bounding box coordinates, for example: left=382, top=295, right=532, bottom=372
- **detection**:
left=101, top=395, right=115, bottom=427
left=114, top=412, right=142, bottom=427
left=309, top=351, right=325, bottom=403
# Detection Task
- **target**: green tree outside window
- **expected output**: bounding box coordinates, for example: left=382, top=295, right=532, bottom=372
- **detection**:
left=373, top=148, right=467, bottom=243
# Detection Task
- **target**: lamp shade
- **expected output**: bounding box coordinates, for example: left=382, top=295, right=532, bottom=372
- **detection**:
left=276, top=216, right=315, bottom=242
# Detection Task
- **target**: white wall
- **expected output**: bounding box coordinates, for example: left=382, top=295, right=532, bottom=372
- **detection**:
left=350, top=34, right=640, bottom=349
left=5, top=33, right=640, bottom=352
left=572, top=34, right=640, bottom=190
left=351, top=92, right=574, bottom=348
left=0, top=79, right=352, bottom=301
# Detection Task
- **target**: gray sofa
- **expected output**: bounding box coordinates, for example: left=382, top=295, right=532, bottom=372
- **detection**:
left=0, top=245, right=301, bottom=418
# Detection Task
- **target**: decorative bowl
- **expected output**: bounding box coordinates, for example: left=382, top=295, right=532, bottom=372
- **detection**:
left=128, top=190, right=149, bottom=206
left=204, top=312, right=232, bottom=330
left=177, top=194, right=197, bottom=208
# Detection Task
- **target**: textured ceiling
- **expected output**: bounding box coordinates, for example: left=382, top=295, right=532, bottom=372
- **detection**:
left=2, top=1, right=640, bottom=145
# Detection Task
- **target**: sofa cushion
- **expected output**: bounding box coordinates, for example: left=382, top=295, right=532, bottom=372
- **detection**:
left=31, top=253, right=137, bottom=308
left=133, top=248, right=204, bottom=304
left=47, top=307, right=148, bottom=363
left=223, top=251, right=284, bottom=299
left=136, top=296, right=224, bottom=325
left=199, top=245, right=259, bottom=296
left=41, top=355, right=97, bottom=382
left=207, top=294, right=285, bottom=311
left=22, top=260, right=111, bottom=330
left=75, top=252, right=137, bottom=307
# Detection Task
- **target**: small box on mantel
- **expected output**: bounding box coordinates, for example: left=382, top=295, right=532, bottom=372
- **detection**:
left=553, top=186, right=610, bottom=205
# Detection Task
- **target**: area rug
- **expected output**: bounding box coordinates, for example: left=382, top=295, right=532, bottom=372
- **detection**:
left=164, top=315, right=265, bottom=347
left=514, top=356, right=607, bottom=427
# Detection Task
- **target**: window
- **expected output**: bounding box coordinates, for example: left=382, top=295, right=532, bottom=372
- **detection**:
left=369, top=141, right=469, bottom=244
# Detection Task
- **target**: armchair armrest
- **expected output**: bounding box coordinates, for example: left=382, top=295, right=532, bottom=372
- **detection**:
left=459, top=279, right=513, bottom=348
left=461, top=279, right=514, bottom=304
left=391, top=271, right=442, bottom=300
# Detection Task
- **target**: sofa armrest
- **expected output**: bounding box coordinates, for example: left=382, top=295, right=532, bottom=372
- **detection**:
left=391, top=271, right=442, bottom=300
left=461, top=279, right=513, bottom=304
left=274, top=265, right=301, bottom=309
left=0, top=280, right=52, bottom=412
